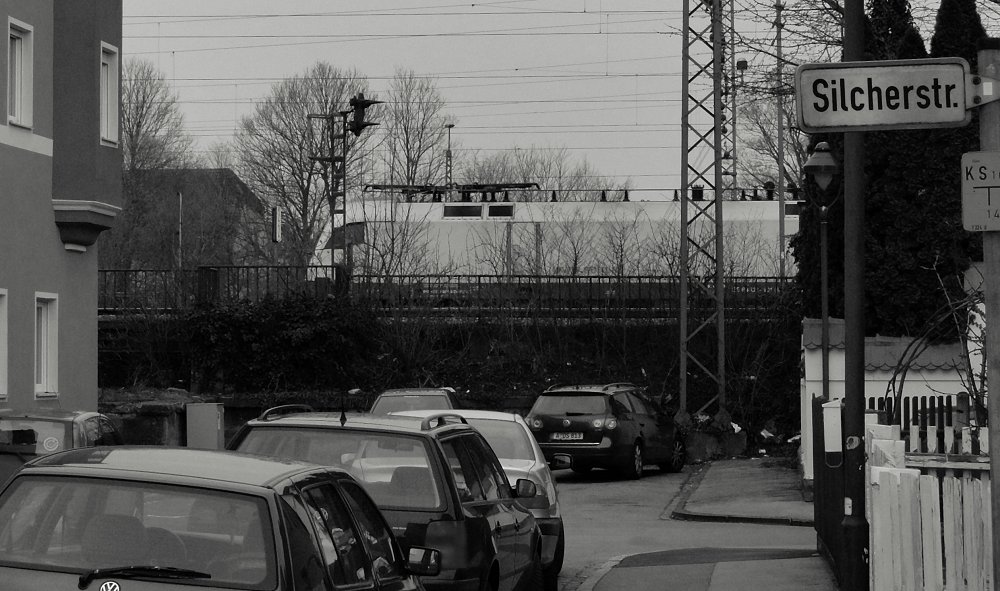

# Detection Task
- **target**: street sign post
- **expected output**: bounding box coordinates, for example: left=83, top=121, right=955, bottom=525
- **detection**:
left=961, top=151, right=1000, bottom=231
left=796, top=58, right=974, bottom=132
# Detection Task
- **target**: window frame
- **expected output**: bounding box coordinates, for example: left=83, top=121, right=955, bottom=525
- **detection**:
left=99, top=42, right=119, bottom=145
left=7, top=18, right=32, bottom=128
left=0, top=288, right=6, bottom=400
left=34, top=293, right=58, bottom=398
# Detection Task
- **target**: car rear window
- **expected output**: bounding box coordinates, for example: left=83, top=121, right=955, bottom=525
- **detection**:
left=0, top=419, right=70, bottom=455
left=0, top=475, right=276, bottom=589
left=371, top=394, right=452, bottom=414
left=236, top=428, right=443, bottom=511
left=465, top=419, right=534, bottom=461
left=531, top=394, right=608, bottom=415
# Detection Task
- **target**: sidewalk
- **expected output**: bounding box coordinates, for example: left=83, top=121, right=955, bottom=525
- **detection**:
left=581, top=458, right=840, bottom=591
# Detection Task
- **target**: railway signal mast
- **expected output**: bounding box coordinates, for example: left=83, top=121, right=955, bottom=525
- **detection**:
left=678, top=0, right=736, bottom=426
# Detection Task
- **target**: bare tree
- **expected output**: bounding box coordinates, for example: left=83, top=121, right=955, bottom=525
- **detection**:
left=594, top=210, right=650, bottom=277
left=235, top=62, right=378, bottom=266
left=381, top=68, right=451, bottom=185
left=355, top=196, right=443, bottom=276
left=99, top=59, right=195, bottom=269
left=737, top=98, right=808, bottom=192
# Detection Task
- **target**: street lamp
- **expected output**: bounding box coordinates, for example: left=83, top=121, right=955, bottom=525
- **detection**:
left=803, top=141, right=841, bottom=405
left=445, top=123, right=455, bottom=202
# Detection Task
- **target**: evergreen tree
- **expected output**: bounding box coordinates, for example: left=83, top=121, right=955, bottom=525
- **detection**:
left=792, top=0, right=983, bottom=338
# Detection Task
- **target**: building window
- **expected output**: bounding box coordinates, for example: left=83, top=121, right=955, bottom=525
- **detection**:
left=7, top=18, right=32, bottom=128
left=34, top=293, right=58, bottom=398
left=100, top=43, right=119, bottom=144
left=0, top=289, right=6, bottom=400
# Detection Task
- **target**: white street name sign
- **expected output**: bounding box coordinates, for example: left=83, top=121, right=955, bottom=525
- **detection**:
left=796, top=58, right=972, bottom=132
left=962, top=152, right=1000, bottom=232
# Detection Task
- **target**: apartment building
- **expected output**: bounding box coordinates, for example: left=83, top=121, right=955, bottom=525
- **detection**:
left=0, top=1, right=122, bottom=410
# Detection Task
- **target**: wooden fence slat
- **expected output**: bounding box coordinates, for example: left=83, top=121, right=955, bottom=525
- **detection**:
left=964, top=474, right=977, bottom=591
left=920, top=475, right=944, bottom=591
left=944, top=476, right=965, bottom=591
left=946, top=427, right=957, bottom=454
left=872, top=469, right=895, bottom=591
left=928, top=425, right=939, bottom=453
left=899, top=471, right=922, bottom=590
left=984, top=475, right=993, bottom=591
left=963, top=427, right=974, bottom=455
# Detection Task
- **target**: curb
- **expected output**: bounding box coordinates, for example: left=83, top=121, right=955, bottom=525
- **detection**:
left=668, top=461, right=816, bottom=528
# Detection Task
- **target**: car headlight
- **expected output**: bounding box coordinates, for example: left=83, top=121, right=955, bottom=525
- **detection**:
left=527, top=416, right=543, bottom=429
left=605, top=418, right=618, bottom=430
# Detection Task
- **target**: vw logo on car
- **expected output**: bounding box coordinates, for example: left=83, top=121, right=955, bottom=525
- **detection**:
left=99, top=582, right=121, bottom=591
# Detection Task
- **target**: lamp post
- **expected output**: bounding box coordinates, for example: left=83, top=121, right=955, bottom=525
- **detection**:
left=445, top=123, right=455, bottom=202
left=803, top=142, right=840, bottom=406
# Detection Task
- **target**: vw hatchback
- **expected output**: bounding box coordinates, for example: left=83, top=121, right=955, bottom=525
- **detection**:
left=525, top=383, right=685, bottom=479
left=0, top=446, right=440, bottom=591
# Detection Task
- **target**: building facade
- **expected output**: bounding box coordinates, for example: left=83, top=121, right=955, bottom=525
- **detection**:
left=0, top=1, right=122, bottom=410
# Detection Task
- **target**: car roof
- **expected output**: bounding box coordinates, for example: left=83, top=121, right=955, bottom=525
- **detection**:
left=246, top=410, right=475, bottom=436
left=25, top=446, right=333, bottom=488
left=393, top=409, right=523, bottom=424
left=542, top=383, right=636, bottom=394
left=0, top=408, right=100, bottom=422
left=378, top=388, right=453, bottom=397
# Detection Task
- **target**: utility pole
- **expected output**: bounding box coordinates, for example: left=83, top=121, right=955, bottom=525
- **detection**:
left=841, top=0, right=869, bottom=588
left=980, top=38, right=1000, bottom=591
left=775, top=2, right=786, bottom=278
left=176, top=191, right=183, bottom=270
left=446, top=123, right=455, bottom=202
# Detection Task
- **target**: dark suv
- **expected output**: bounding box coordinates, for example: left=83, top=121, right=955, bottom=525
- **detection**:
left=0, top=446, right=440, bottom=591
left=229, top=409, right=544, bottom=591
left=525, top=383, right=684, bottom=479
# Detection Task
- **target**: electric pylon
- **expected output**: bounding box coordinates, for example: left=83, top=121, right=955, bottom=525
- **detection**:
left=678, top=0, right=736, bottom=425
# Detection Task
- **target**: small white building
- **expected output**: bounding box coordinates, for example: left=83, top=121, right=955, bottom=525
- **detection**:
left=800, top=318, right=969, bottom=482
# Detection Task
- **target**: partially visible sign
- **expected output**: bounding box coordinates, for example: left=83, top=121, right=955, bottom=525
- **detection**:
left=961, top=151, right=1000, bottom=231
left=796, top=58, right=972, bottom=132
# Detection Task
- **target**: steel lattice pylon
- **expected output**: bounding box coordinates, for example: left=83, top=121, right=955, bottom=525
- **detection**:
left=678, top=0, right=736, bottom=421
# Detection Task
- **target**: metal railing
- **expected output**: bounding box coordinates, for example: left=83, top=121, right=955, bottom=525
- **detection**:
left=98, top=266, right=796, bottom=317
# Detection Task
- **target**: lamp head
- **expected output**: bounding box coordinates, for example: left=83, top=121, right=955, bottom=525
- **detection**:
left=803, top=142, right=840, bottom=192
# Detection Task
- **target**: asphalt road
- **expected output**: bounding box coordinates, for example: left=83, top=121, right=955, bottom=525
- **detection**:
left=552, top=466, right=817, bottom=591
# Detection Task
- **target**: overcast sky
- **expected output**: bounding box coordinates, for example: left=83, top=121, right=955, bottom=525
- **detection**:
left=121, top=1, right=696, bottom=199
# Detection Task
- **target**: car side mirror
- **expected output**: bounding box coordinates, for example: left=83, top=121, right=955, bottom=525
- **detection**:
left=407, top=546, right=442, bottom=577
left=513, top=478, right=537, bottom=499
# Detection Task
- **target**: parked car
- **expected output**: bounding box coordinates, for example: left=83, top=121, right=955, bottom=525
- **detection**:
left=525, top=383, right=685, bottom=479
left=0, top=446, right=440, bottom=591
left=395, top=409, right=564, bottom=591
left=369, top=388, right=461, bottom=414
left=0, top=408, right=123, bottom=484
left=229, top=408, right=544, bottom=591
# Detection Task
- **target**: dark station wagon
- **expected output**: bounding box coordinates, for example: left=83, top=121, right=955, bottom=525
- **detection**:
left=229, top=408, right=544, bottom=591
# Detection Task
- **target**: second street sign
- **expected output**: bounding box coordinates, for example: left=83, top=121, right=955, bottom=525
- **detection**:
left=796, top=58, right=972, bottom=132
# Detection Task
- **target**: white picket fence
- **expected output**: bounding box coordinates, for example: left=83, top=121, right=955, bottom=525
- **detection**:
left=867, top=423, right=992, bottom=591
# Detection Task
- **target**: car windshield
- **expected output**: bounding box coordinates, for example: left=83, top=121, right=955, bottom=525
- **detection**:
left=466, top=419, right=535, bottom=461
left=0, top=475, right=276, bottom=589
left=531, top=394, right=608, bottom=415
left=237, top=428, right=443, bottom=510
left=371, top=394, right=451, bottom=414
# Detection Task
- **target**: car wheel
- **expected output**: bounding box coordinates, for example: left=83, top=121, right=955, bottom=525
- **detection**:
left=621, top=443, right=643, bottom=479
left=543, top=525, right=565, bottom=591
left=662, top=438, right=686, bottom=473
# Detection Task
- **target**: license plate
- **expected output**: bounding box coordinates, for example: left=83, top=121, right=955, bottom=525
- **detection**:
left=552, top=432, right=583, bottom=441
